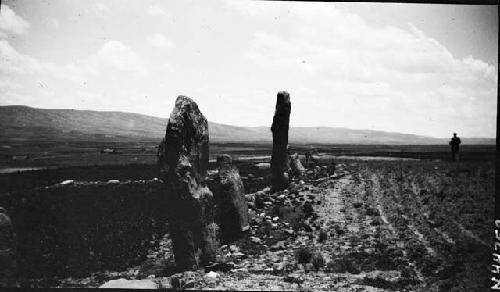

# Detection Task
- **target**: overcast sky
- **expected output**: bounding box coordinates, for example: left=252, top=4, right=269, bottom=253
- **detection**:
left=0, top=1, right=497, bottom=138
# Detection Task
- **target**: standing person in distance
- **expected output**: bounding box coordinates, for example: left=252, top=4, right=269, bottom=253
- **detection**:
left=449, top=132, right=461, bottom=161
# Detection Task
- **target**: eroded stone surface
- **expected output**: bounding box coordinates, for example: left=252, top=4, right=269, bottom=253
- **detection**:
left=271, top=91, right=291, bottom=193
left=214, top=155, right=249, bottom=243
left=289, top=153, right=305, bottom=178
left=158, top=95, right=216, bottom=271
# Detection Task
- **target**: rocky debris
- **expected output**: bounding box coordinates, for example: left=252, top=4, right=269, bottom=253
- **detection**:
left=157, top=95, right=216, bottom=270
left=213, top=155, right=250, bottom=243
left=0, top=207, right=16, bottom=288
left=271, top=91, right=291, bottom=193
left=284, top=273, right=305, bottom=284
left=289, top=152, right=305, bottom=178
left=205, top=262, right=235, bottom=273
left=204, top=271, right=219, bottom=280
left=311, top=253, right=325, bottom=271
left=99, top=278, right=158, bottom=289
left=295, top=247, right=313, bottom=264
left=365, top=206, right=380, bottom=216
left=60, top=180, right=74, bottom=185
left=169, top=271, right=198, bottom=289
left=250, top=236, right=262, bottom=244
left=137, top=256, right=175, bottom=279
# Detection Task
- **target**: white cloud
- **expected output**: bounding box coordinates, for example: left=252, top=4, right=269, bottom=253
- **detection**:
left=147, top=4, right=169, bottom=16
left=46, top=18, right=60, bottom=30
left=0, top=40, right=57, bottom=75
left=0, top=39, right=145, bottom=84
left=227, top=1, right=497, bottom=137
left=91, top=40, right=144, bottom=72
left=89, top=2, right=109, bottom=14
left=147, top=33, right=173, bottom=49
left=0, top=4, right=30, bottom=37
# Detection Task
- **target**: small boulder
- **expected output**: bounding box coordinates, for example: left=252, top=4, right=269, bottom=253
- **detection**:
left=284, top=273, right=305, bottom=284
left=204, top=271, right=219, bottom=280
left=100, top=279, right=158, bottom=289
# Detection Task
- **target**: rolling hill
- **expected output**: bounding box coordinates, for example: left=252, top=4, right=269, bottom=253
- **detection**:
left=0, top=105, right=494, bottom=145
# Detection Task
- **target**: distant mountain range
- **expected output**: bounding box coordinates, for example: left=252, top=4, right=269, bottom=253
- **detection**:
left=0, top=105, right=495, bottom=145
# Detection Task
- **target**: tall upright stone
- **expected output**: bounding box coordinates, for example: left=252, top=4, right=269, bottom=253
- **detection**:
left=271, top=91, right=291, bottom=192
left=158, top=95, right=216, bottom=271
left=0, top=207, right=16, bottom=288
left=214, top=155, right=249, bottom=243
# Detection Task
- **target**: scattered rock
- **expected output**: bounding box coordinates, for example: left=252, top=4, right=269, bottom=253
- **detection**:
left=250, top=236, right=262, bottom=244
left=169, top=271, right=197, bottom=289
left=353, top=202, right=363, bottom=208
left=232, top=252, right=246, bottom=258
left=229, top=245, right=239, bottom=253
left=284, top=273, right=305, bottom=284
left=204, top=271, right=218, bottom=280
left=365, top=207, right=380, bottom=216
left=205, top=262, right=235, bottom=273
left=100, top=279, right=158, bottom=289
left=270, top=241, right=286, bottom=251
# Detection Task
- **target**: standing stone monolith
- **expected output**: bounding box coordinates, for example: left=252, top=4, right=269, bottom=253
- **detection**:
left=158, top=95, right=216, bottom=271
left=289, top=152, right=305, bottom=178
left=214, top=155, right=249, bottom=243
left=0, top=207, right=16, bottom=288
left=271, top=91, right=291, bottom=192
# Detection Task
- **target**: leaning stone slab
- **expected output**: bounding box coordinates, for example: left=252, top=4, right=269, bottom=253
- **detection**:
left=158, top=95, right=216, bottom=271
left=214, top=155, right=250, bottom=243
left=271, top=91, right=291, bottom=192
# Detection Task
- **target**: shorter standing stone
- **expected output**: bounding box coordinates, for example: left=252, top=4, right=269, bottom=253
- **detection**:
left=0, top=207, right=16, bottom=288
left=214, top=155, right=250, bottom=243
left=289, top=153, right=305, bottom=178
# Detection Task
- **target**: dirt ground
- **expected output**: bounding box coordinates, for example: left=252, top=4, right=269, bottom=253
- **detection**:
left=47, top=158, right=493, bottom=291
